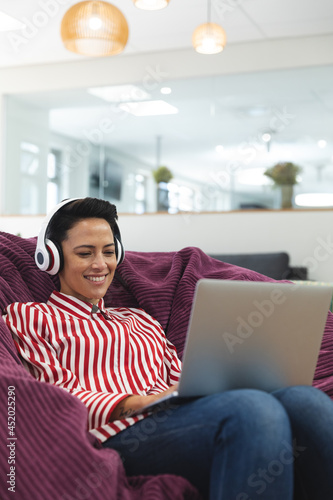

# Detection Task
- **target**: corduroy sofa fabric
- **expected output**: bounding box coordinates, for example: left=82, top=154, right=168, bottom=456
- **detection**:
left=0, top=232, right=332, bottom=500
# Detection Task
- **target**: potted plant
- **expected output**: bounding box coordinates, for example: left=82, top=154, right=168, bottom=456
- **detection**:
left=152, top=165, right=173, bottom=184
left=152, top=166, right=173, bottom=211
left=264, top=162, right=302, bottom=209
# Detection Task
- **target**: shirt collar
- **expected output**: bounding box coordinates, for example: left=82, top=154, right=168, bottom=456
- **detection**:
left=47, top=291, right=107, bottom=319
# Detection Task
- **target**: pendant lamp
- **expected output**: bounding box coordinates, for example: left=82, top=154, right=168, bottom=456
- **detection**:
left=133, top=0, right=170, bottom=10
left=61, top=1, right=129, bottom=57
left=192, top=0, right=226, bottom=54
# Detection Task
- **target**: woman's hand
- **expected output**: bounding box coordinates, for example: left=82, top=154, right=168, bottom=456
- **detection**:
left=110, top=383, right=179, bottom=421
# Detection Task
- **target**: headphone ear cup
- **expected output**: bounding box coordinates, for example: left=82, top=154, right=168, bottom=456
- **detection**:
left=35, top=197, right=80, bottom=274
left=115, top=236, right=124, bottom=265
left=45, top=239, right=63, bottom=275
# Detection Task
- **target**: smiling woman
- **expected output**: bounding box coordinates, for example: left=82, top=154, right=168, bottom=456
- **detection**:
left=59, top=218, right=117, bottom=304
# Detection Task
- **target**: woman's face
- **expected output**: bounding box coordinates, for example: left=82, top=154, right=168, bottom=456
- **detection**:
left=59, top=217, right=117, bottom=305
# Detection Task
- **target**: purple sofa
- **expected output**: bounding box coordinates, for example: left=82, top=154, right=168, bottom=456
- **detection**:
left=1, top=232, right=333, bottom=500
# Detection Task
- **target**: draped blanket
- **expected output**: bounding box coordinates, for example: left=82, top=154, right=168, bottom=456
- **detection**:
left=0, top=231, right=332, bottom=500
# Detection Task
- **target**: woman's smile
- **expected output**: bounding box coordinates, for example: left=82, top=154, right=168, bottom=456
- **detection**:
left=84, top=274, right=109, bottom=283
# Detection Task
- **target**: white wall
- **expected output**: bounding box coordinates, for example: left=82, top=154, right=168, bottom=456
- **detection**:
left=1, top=209, right=332, bottom=282
left=119, top=210, right=333, bottom=282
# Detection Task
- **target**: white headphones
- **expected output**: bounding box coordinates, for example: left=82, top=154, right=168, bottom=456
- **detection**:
left=35, top=198, right=124, bottom=275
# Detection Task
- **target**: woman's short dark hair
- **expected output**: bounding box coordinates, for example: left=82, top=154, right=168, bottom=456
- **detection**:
left=46, top=197, right=118, bottom=247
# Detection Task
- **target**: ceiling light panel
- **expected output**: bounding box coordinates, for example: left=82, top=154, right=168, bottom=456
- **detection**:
left=133, top=0, right=170, bottom=10
left=0, top=11, right=26, bottom=31
left=118, top=100, right=179, bottom=116
left=88, top=85, right=151, bottom=103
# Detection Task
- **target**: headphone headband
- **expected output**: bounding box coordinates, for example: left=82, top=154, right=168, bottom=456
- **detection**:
left=35, top=198, right=124, bottom=275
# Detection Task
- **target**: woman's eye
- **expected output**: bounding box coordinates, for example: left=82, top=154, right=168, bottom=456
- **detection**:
left=104, top=251, right=115, bottom=256
left=78, top=252, right=90, bottom=257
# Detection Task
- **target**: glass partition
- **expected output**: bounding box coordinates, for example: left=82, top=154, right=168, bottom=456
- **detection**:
left=3, top=64, right=333, bottom=214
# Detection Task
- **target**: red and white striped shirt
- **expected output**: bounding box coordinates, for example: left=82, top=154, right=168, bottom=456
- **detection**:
left=3, top=291, right=182, bottom=442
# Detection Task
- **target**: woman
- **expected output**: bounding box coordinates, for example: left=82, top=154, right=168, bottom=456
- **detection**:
left=4, top=197, right=333, bottom=500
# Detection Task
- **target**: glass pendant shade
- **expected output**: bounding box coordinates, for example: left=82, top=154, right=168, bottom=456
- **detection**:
left=133, top=0, right=170, bottom=10
left=61, top=1, right=129, bottom=57
left=192, top=22, right=226, bottom=54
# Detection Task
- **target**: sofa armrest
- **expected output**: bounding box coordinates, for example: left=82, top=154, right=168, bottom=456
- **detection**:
left=208, top=252, right=290, bottom=280
left=283, top=266, right=308, bottom=280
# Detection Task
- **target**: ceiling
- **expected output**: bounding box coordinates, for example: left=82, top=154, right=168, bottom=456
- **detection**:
left=3, top=0, right=333, bottom=203
left=1, top=0, right=332, bottom=68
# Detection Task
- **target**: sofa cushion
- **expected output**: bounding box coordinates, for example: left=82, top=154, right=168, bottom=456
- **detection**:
left=0, top=232, right=333, bottom=499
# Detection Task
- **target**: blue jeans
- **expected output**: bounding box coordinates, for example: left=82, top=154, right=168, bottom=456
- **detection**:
left=102, top=386, right=333, bottom=499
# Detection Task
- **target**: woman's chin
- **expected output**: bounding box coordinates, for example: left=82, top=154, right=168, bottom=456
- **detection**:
left=84, top=282, right=111, bottom=300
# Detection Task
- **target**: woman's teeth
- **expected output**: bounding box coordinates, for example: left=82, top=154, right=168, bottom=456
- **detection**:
left=86, top=276, right=105, bottom=282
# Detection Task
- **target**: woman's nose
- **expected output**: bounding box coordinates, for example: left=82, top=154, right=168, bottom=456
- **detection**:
left=92, top=253, right=107, bottom=269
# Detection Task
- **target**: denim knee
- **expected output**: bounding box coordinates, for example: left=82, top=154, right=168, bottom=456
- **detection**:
left=273, top=385, right=331, bottom=408
left=207, top=389, right=292, bottom=446
left=273, top=385, right=333, bottom=432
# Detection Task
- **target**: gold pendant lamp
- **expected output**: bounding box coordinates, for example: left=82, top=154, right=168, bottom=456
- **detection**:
left=192, top=0, right=226, bottom=54
left=61, top=1, right=129, bottom=57
left=133, top=0, right=170, bottom=10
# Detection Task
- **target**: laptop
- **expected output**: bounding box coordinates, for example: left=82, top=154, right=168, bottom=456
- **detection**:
left=134, top=279, right=332, bottom=415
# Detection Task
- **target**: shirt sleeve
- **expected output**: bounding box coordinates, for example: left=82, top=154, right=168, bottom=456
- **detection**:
left=3, top=302, right=130, bottom=431
left=164, top=338, right=182, bottom=385
left=134, top=307, right=182, bottom=387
